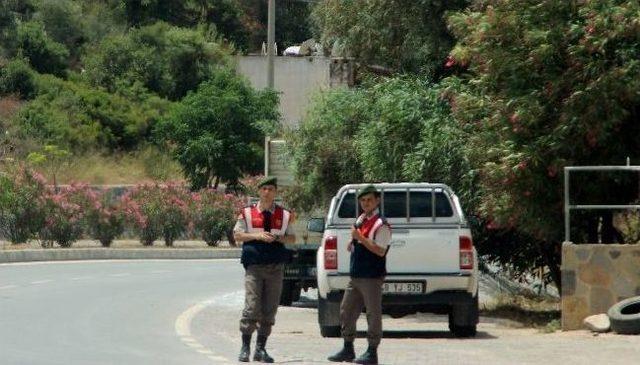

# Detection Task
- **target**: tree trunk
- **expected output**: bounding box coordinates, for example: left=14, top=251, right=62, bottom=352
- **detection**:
left=540, top=240, right=562, bottom=292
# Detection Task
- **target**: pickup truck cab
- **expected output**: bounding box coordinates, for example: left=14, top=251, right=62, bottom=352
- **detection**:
left=314, top=183, right=479, bottom=337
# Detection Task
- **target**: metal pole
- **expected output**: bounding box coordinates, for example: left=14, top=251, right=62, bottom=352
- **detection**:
left=267, top=0, right=275, bottom=89
left=564, top=168, right=570, bottom=242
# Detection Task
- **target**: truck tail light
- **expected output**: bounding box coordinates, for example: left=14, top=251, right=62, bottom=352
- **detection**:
left=324, top=235, right=338, bottom=270
left=459, top=236, right=474, bottom=270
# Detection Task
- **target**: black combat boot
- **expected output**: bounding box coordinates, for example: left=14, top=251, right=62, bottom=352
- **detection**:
left=327, top=340, right=355, bottom=362
left=238, top=334, right=251, bottom=362
left=354, top=345, right=378, bottom=365
left=253, top=335, right=274, bottom=363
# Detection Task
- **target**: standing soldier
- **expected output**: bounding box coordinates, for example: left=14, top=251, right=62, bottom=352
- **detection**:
left=234, top=176, right=296, bottom=363
left=328, top=184, right=391, bottom=365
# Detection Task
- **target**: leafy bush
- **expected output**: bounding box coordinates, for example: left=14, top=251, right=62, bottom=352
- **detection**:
left=121, top=183, right=163, bottom=246
left=192, top=189, right=241, bottom=247
left=155, top=69, right=279, bottom=189
left=83, top=189, right=125, bottom=247
left=38, top=183, right=90, bottom=248
left=121, top=182, right=191, bottom=246
left=12, top=74, right=171, bottom=151
left=0, top=58, right=37, bottom=99
left=0, top=166, right=46, bottom=244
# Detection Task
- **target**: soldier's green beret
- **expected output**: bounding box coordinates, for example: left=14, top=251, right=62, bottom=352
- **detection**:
left=258, top=176, right=278, bottom=188
left=357, top=184, right=380, bottom=199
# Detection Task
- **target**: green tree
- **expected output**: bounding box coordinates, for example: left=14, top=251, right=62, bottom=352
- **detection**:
left=286, top=86, right=367, bottom=211
left=446, top=0, right=640, bottom=288
left=240, top=0, right=313, bottom=53
left=15, top=20, right=69, bottom=76
left=31, top=0, right=86, bottom=60
left=82, top=22, right=232, bottom=100
left=120, top=0, right=250, bottom=51
left=311, top=0, right=468, bottom=78
left=154, top=69, right=279, bottom=190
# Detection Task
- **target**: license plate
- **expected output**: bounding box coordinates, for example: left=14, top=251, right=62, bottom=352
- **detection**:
left=382, top=281, right=424, bottom=294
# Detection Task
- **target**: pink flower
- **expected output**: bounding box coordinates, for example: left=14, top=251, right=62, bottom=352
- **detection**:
left=517, top=161, right=527, bottom=171
left=444, top=55, right=456, bottom=68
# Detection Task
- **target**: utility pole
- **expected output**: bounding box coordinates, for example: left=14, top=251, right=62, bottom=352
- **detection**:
left=267, top=0, right=275, bottom=89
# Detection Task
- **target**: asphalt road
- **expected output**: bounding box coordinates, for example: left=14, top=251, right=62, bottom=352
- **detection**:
left=0, top=259, right=242, bottom=365
left=2, top=259, right=639, bottom=365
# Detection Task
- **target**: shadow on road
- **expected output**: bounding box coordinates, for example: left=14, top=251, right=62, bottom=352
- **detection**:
left=373, top=330, right=497, bottom=340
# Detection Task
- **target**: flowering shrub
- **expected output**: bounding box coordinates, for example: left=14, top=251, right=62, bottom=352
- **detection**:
left=39, top=184, right=87, bottom=247
left=122, top=182, right=191, bottom=246
left=122, top=183, right=163, bottom=246
left=158, top=183, right=191, bottom=246
left=84, top=189, right=125, bottom=247
left=0, top=167, right=47, bottom=244
left=192, top=189, right=242, bottom=247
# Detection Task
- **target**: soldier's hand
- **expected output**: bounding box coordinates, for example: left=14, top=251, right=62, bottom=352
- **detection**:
left=351, top=226, right=364, bottom=242
left=258, top=232, right=276, bottom=243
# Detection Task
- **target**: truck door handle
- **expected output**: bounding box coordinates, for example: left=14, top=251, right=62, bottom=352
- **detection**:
left=390, top=240, right=406, bottom=247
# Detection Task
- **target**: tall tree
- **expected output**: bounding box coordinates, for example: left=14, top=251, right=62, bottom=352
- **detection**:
left=446, top=0, right=640, bottom=288
left=154, top=69, right=279, bottom=189
left=311, top=0, right=468, bottom=78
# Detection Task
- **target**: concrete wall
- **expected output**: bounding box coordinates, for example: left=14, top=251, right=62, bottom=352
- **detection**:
left=236, top=56, right=337, bottom=128
left=561, top=242, right=640, bottom=330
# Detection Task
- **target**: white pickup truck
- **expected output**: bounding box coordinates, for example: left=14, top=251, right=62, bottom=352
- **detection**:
left=312, top=183, right=479, bottom=337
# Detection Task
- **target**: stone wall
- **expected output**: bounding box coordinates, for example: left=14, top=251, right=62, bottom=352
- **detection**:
left=561, top=242, right=640, bottom=330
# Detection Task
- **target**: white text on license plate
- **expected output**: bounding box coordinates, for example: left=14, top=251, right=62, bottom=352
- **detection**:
left=382, top=282, right=424, bottom=294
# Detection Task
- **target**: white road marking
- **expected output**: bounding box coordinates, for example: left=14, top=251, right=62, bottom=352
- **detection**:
left=175, top=297, right=235, bottom=364
left=30, top=280, right=52, bottom=285
left=0, top=285, right=17, bottom=290
left=109, top=273, right=131, bottom=277
left=71, top=276, right=93, bottom=281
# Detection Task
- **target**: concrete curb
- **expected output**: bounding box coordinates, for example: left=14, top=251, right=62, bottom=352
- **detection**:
left=0, top=248, right=241, bottom=264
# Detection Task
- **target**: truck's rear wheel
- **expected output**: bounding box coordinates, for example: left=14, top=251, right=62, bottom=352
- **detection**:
left=448, top=293, right=479, bottom=338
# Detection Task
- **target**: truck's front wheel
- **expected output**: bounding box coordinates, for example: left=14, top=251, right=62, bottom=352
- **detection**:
left=320, top=325, right=341, bottom=337
left=280, top=281, right=300, bottom=306
left=318, top=294, right=342, bottom=337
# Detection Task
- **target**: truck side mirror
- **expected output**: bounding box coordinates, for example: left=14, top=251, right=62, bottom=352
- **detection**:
left=307, top=218, right=325, bottom=233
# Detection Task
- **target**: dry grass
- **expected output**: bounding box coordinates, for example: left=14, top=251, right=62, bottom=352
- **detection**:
left=481, top=293, right=561, bottom=332
left=52, top=147, right=184, bottom=185
left=0, top=96, right=24, bottom=120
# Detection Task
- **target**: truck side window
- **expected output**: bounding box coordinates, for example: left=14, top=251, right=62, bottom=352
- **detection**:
left=435, top=193, right=454, bottom=217
left=337, top=192, right=356, bottom=218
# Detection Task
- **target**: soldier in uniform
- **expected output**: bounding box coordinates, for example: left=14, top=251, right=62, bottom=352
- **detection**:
left=328, top=184, right=391, bottom=365
left=234, top=176, right=296, bottom=363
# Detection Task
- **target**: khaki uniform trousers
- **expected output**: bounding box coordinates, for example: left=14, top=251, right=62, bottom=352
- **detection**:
left=340, top=277, right=384, bottom=346
left=239, top=263, right=284, bottom=337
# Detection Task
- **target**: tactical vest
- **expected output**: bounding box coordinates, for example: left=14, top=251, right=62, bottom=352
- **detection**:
left=350, top=213, right=390, bottom=278
left=240, top=204, right=292, bottom=268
